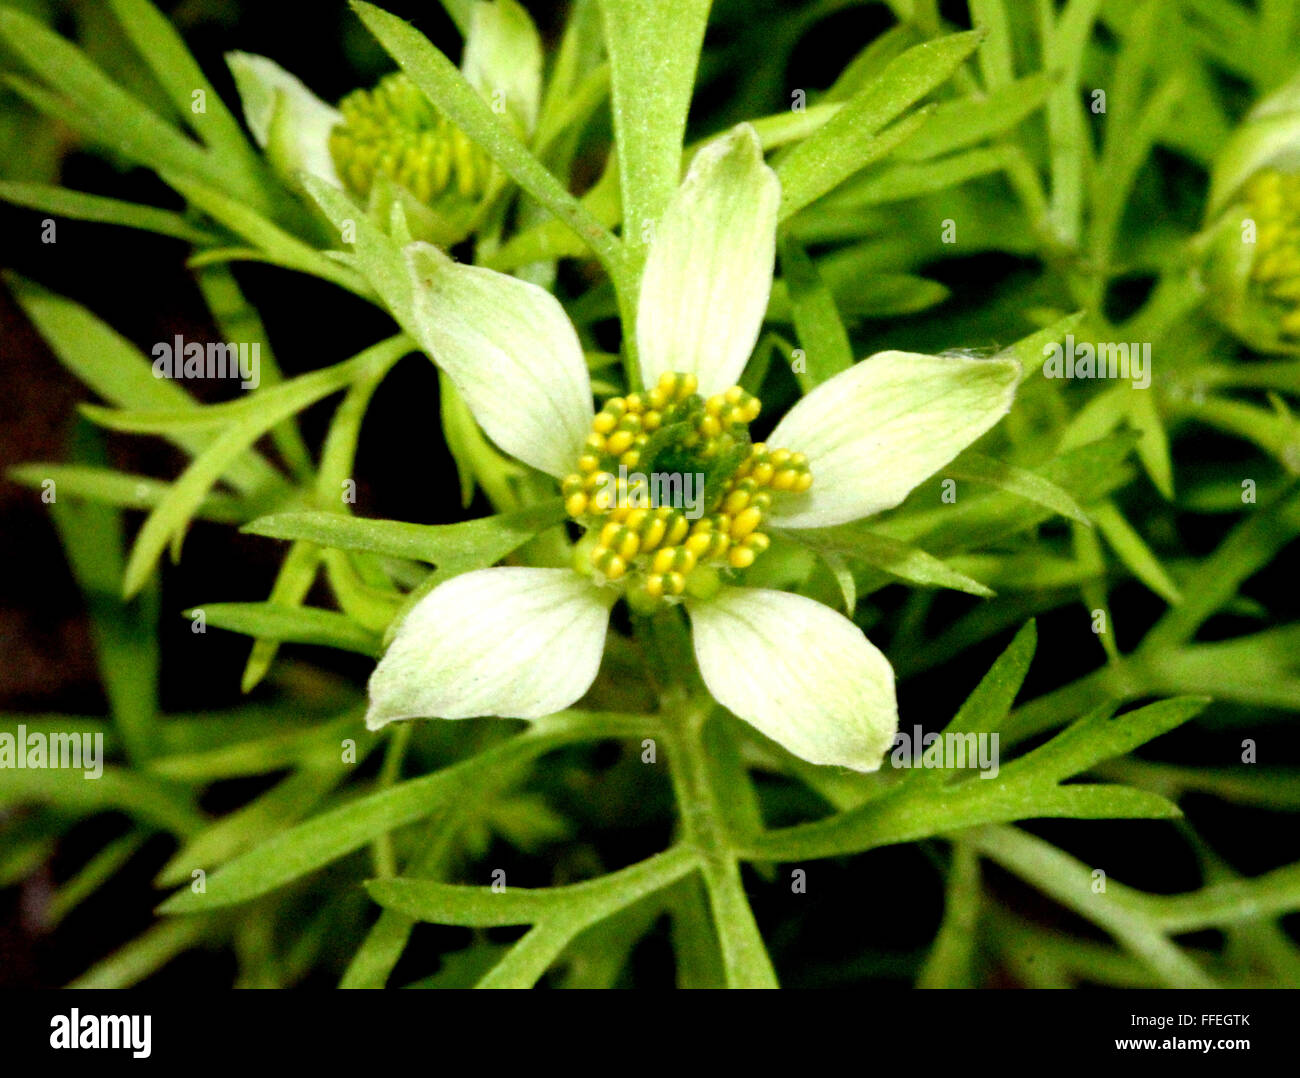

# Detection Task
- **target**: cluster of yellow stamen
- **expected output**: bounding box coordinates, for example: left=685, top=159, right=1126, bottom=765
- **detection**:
left=329, top=73, right=491, bottom=208
left=1244, top=170, right=1300, bottom=339
left=562, top=372, right=812, bottom=608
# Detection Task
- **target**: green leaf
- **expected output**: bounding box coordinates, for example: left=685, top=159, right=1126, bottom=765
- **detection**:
left=190, top=602, right=382, bottom=657
left=149, top=711, right=363, bottom=781
left=917, top=843, right=981, bottom=988
left=775, top=30, right=985, bottom=218
left=68, top=917, right=215, bottom=989
left=157, top=713, right=651, bottom=912
left=101, top=334, right=409, bottom=597
left=156, top=762, right=359, bottom=888
left=367, top=845, right=696, bottom=927
left=47, top=454, right=161, bottom=765
left=0, top=767, right=204, bottom=837
left=598, top=0, right=709, bottom=262
left=106, top=0, right=260, bottom=171
left=900, top=74, right=1052, bottom=160
left=945, top=451, right=1090, bottom=524
left=0, top=181, right=216, bottom=243
left=164, top=172, right=368, bottom=297
left=243, top=501, right=566, bottom=577
left=0, top=7, right=273, bottom=216
left=349, top=0, right=621, bottom=274
left=790, top=525, right=995, bottom=598
left=1007, top=697, right=1208, bottom=785
left=777, top=232, right=853, bottom=391
left=5, top=274, right=288, bottom=498
left=1092, top=500, right=1182, bottom=605
left=8, top=464, right=244, bottom=522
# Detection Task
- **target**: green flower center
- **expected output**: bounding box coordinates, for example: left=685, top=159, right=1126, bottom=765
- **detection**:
left=329, top=73, right=491, bottom=208
left=1245, top=169, right=1300, bottom=339
left=562, top=371, right=812, bottom=611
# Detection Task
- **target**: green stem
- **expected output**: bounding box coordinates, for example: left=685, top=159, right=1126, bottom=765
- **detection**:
left=371, top=723, right=413, bottom=878
left=664, top=695, right=778, bottom=988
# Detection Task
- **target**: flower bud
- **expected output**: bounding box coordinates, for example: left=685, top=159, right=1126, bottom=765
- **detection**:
left=1201, top=72, right=1300, bottom=353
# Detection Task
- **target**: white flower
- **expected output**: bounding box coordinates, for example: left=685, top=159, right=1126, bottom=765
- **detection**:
left=225, top=3, right=540, bottom=240
left=365, top=124, right=1020, bottom=772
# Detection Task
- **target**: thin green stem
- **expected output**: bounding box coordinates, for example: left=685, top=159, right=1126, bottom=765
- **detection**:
left=371, top=723, right=413, bottom=878
left=664, top=695, right=778, bottom=988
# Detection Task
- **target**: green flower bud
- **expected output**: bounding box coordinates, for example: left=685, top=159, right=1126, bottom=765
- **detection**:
left=1201, top=72, right=1300, bottom=353
left=328, top=73, right=493, bottom=245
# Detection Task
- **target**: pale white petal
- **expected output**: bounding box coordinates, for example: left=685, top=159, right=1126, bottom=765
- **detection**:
left=226, top=52, right=341, bottom=187
left=462, top=0, right=542, bottom=136
left=767, top=351, right=1020, bottom=529
left=405, top=243, right=594, bottom=478
left=636, top=123, right=780, bottom=395
left=688, top=587, right=897, bottom=772
left=365, top=568, right=613, bottom=729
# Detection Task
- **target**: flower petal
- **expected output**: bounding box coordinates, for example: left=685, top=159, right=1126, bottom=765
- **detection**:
left=462, top=0, right=543, bottom=136
left=688, top=587, right=897, bottom=771
left=366, top=567, right=613, bottom=729
left=766, top=351, right=1020, bottom=529
left=226, top=52, right=341, bottom=188
left=404, top=243, right=594, bottom=478
left=636, top=123, right=780, bottom=395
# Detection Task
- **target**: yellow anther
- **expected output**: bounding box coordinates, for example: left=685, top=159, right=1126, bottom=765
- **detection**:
left=651, top=548, right=678, bottom=574
left=723, top=489, right=751, bottom=515
left=606, top=430, right=635, bottom=456
left=731, top=506, right=763, bottom=539
left=685, top=532, right=713, bottom=558
left=728, top=546, right=757, bottom=569
left=634, top=518, right=662, bottom=552
left=563, top=372, right=813, bottom=599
